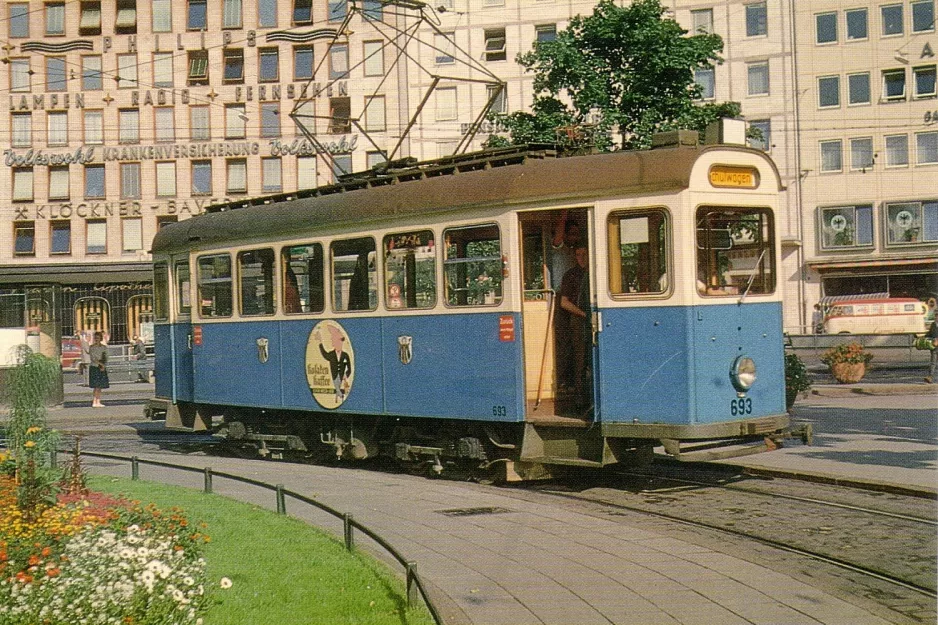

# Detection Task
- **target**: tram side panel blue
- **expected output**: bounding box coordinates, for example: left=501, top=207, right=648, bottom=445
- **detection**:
left=692, top=302, right=785, bottom=423
left=192, top=322, right=282, bottom=408
left=382, top=313, right=524, bottom=421
left=154, top=323, right=194, bottom=402
left=596, top=306, right=693, bottom=424
left=153, top=323, right=174, bottom=400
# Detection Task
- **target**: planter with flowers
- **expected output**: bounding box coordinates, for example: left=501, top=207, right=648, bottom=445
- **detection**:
left=820, top=342, right=873, bottom=383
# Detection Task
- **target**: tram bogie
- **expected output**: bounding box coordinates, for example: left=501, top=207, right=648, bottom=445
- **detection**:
left=150, top=133, right=805, bottom=478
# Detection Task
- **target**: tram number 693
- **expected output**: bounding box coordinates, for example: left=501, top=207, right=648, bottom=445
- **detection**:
left=730, top=397, right=753, bottom=416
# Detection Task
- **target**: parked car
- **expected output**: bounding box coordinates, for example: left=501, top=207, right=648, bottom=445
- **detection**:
left=61, top=336, right=83, bottom=371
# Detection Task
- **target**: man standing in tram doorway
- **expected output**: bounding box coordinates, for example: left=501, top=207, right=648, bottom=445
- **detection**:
left=559, top=245, right=592, bottom=413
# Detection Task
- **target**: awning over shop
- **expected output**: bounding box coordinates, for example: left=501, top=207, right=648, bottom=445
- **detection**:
left=818, top=292, right=889, bottom=306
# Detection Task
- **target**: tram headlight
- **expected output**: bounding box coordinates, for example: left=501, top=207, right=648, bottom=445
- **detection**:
left=730, top=356, right=757, bottom=392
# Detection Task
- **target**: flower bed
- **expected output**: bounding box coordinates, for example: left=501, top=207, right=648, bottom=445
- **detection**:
left=0, top=474, right=214, bottom=625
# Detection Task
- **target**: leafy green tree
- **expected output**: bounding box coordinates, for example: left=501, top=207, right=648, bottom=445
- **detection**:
left=487, top=0, right=741, bottom=151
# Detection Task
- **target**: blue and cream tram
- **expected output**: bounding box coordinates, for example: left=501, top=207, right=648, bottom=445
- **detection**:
left=150, top=131, right=803, bottom=478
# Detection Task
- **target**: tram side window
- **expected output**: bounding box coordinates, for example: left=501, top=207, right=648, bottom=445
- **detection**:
left=175, top=261, right=191, bottom=316
left=282, top=243, right=324, bottom=314
left=331, top=237, right=377, bottom=312
left=197, top=254, right=233, bottom=317
left=239, top=248, right=275, bottom=316
left=153, top=262, right=169, bottom=321
left=696, top=207, right=775, bottom=297
left=444, top=224, right=502, bottom=307
left=607, top=210, right=669, bottom=296
left=384, top=230, right=436, bottom=309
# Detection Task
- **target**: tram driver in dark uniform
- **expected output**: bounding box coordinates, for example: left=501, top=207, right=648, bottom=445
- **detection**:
left=559, top=246, right=591, bottom=413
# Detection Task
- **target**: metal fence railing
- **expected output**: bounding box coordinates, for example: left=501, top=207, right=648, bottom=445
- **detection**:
left=786, top=332, right=931, bottom=367
left=60, top=450, right=446, bottom=625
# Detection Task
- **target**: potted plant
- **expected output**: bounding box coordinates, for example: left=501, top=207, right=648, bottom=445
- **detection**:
left=820, top=342, right=873, bottom=383
left=784, top=352, right=811, bottom=409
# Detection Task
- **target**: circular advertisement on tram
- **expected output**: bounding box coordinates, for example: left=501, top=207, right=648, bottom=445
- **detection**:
left=305, top=320, right=355, bottom=409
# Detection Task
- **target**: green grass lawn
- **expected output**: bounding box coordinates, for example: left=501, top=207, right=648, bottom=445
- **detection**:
left=90, top=476, right=435, bottom=625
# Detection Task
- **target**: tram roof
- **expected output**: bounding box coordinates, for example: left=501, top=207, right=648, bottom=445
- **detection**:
left=152, top=143, right=779, bottom=254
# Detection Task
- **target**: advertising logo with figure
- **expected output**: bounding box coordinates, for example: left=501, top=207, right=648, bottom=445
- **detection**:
left=306, top=321, right=355, bottom=409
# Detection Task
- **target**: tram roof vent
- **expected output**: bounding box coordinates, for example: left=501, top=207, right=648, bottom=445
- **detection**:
left=650, top=129, right=699, bottom=149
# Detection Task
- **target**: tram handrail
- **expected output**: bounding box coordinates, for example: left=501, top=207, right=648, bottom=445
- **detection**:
left=70, top=449, right=446, bottom=625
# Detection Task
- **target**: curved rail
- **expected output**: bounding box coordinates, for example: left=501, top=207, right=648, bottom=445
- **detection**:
left=75, top=450, right=445, bottom=625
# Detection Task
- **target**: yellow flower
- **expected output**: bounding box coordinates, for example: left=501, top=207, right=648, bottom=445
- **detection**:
left=23, top=441, right=36, bottom=448
left=25, top=427, right=41, bottom=434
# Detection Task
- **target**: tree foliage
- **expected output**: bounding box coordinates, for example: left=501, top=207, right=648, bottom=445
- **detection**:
left=487, top=0, right=741, bottom=151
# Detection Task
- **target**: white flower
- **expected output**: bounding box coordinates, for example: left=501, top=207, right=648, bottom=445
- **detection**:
left=219, top=577, right=233, bottom=589
left=182, top=576, right=195, bottom=586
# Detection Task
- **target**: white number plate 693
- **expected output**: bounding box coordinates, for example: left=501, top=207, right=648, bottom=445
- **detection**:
left=730, top=397, right=753, bottom=416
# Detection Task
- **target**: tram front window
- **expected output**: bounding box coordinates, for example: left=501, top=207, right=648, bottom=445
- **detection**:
left=696, top=207, right=775, bottom=297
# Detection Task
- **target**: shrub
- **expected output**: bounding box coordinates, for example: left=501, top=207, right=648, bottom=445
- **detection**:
left=784, top=352, right=812, bottom=394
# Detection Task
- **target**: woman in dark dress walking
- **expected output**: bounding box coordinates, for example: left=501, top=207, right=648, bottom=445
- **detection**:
left=88, top=331, right=109, bottom=407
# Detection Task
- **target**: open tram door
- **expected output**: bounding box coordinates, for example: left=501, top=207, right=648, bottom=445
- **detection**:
left=518, top=208, right=596, bottom=422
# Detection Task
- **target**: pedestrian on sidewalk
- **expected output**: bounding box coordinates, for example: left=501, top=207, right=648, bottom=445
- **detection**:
left=925, top=318, right=938, bottom=385
left=88, top=331, right=110, bottom=407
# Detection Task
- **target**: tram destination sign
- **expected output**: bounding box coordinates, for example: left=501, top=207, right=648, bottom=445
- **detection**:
left=708, top=165, right=760, bottom=189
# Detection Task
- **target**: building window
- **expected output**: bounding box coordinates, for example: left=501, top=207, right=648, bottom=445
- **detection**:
left=364, top=95, right=386, bottom=132
left=46, top=3, right=66, bottom=36
left=295, top=46, right=314, bottom=80
left=119, top=109, right=140, bottom=144
left=84, top=165, right=105, bottom=198
left=328, top=0, right=346, bottom=22
left=10, top=4, right=29, bottom=38
left=747, top=61, right=769, bottom=95
left=14, top=222, right=35, bottom=256
left=436, top=86, right=457, bottom=121
left=818, top=75, right=840, bottom=107
left=13, top=168, right=34, bottom=202
left=49, top=166, right=70, bottom=200
left=122, top=218, right=142, bottom=252
left=363, top=41, right=383, bottom=76
left=191, top=106, right=210, bottom=140
left=188, top=0, right=207, bottom=29
left=152, top=0, right=171, bottom=32
left=885, top=202, right=938, bottom=244
left=11, top=113, right=31, bottom=148
left=330, top=44, right=349, bottom=79
left=192, top=161, right=212, bottom=195
left=226, top=159, right=247, bottom=194
left=293, top=0, right=312, bottom=24
left=745, top=2, right=767, bottom=37
left=484, top=28, right=507, bottom=62
left=912, top=0, right=935, bottom=32
left=259, top=0, right=277, bottom=27
left=83, top=110, right=103, bottom=144
left=695, top=68, right=715, bottom=100
left=816, top=12, right=837, bottom=43
left=259, top=48, right=280, bottom=82
left=487, top=84, right=507, bottom=113
left=86, top=220, right=107, bottom=254
left=79, top=1, right=101, bottom=35
left=47, top=57, right=67, bottom=92
left=482, top=0, right=504, bottom=6
left=331, top=154, right=351, bottom=182
left=117, top=54, right=138, bottom=88
left=881, top=4, right=903, bottom=36
left=226, top=104, right=246, bottom=139
left=914, top=65, right=937, bottom=98
left=535, top=24, right=557, bottom=43
left=154, top=107, right=175, bottom=143
left=188, top=51, right=209, bottom=85
left=50, top=221, right=71, bottom=255
left=223, top=0, right=241, bottom=28
left=846, top=8, right=868, bottom=40
left=156, top=162, right=176, bottom=196
left=329, top=97, right=351, bottom=134
left=748, top=119, right=770, bottom=150
left=115, top=0, right=137, bottom=33
left=120, top=163, right=141, bottom=199
left=883, top=69, right=906, bottom=100
left=153, top=53, right=173, bottom=88
left=293, top=100, right=315, bottom=136
left=10, top=59, right=31, bottom=93
left=262, top=158, right=282, bottom=193
left=885, top=134, right=909, bottom=166
left=819, top=205, right=873, bottom=248
left=47, top=111, right=68, bottom=146
left=850, top=137, right=874, bottom=170
left=297, top=156, right=316, bottom=189
left=434, top=33, right=456, bottom=65
left=848, top=72, right=871, bottom=104
left=82, top=55, right=103, bottom=90
left=261, top=102, right=280, bottom=137
left=820, top=140, right=843, bottom=172
left=223, top=49, right=244, bottom=84
left=691, top=9, right=713, bottom=34
left=917, top=132, right=938, bottom=164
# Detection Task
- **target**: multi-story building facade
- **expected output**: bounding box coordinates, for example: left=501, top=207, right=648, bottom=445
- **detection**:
left=0, top=0, right=935, bottom=345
